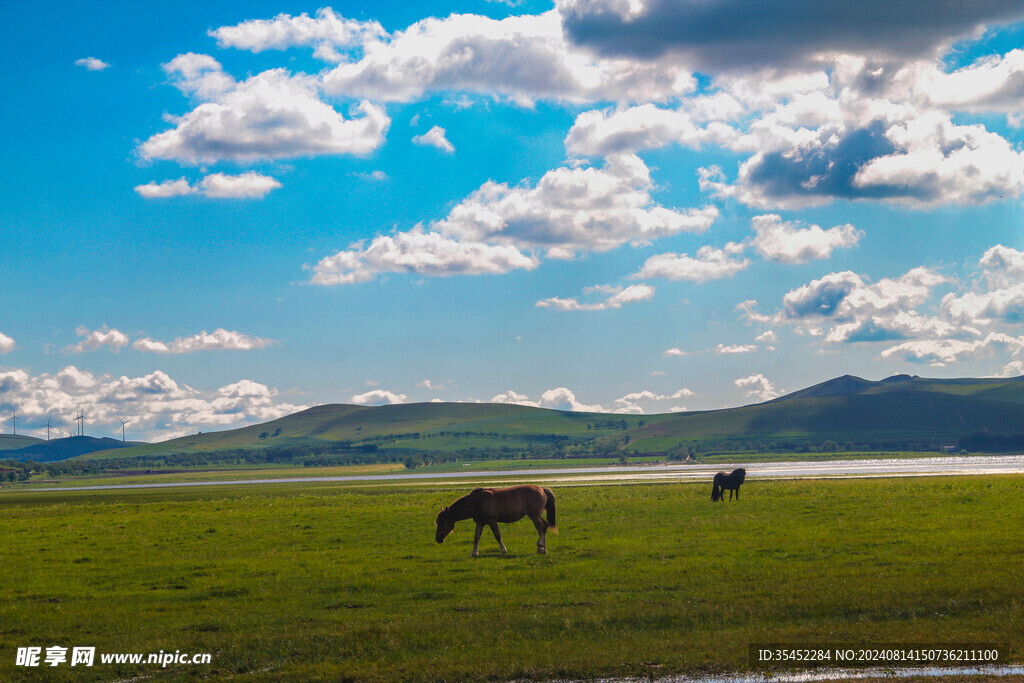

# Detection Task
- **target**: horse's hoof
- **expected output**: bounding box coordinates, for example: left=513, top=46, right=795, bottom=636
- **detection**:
left=538, top=548, right=546, bottom=554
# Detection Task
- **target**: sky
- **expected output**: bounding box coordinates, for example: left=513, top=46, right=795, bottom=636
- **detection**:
left=3, top=0, right=1024, bottom=442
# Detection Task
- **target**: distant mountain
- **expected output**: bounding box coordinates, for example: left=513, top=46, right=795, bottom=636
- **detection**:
left=627, top=374, right=1024, bottom=452
left=6, top=436, right=139, bottom=462
left=69, top=373, right=1024, bottom=463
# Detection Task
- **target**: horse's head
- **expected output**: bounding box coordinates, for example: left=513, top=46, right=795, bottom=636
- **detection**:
left=435, top=507, right=455, bottom=543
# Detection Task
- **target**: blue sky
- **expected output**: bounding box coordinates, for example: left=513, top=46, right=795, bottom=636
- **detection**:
left=3, top=0, right=1024, bottom=441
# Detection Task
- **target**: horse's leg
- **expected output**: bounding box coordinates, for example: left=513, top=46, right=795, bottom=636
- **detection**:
left=735, top=486, right=740, bottom=500
left=530, top=513, right=547, bottom=554
left=488, top=522, right=508, bottom=555
left=472, top=522, right=484, bottom=557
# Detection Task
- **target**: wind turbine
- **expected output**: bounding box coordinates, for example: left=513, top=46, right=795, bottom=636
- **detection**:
left=74, top=411, right=85, bottom=437
left=44, top=417, right=52, bottom=441
left=118, top=419, right=130, bottom=442
left=8, top=409, right=20, bottom=436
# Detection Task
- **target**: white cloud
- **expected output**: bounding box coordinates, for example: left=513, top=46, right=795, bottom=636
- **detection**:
left=750, top=214, right=862, bottom=264
left=715, top=344, right=757, bottom=354
left=351, top=389, right=407, bottom=405
left=734, top=374, right=782, bottom=402
left=317, top=10, right=695, bottom=104
left=664, top=348, right=690, bottom=357
left=612, top=387, right=695, bottom=413
left=490, top=390, right=539, bottom=407
left=436, top=154, right=717, bottom=256
left=198, top=172, right=282, bottom=199
left=0, top=365, right=306, bottom=442
left=140, top=55, right=389, bottom=164
left=782, top=267, right=946, bottom=322
left=131, top=329, right=277, bottom=354
left=63, top=326, right=131, bottom=354
left=313, top=154, right=715, bottom=285
left=135, top=173, right=281, bottom=199
left=309, top=227, right=539, bottom=285
left=0, top=333, right=15, bottom=354
left=942, top=246, right=1024, bottom=325
left=412, top=125, right=455, bottom=153
left=565, top=103, right=718, bottom=157
left=880, top=333, right=1024, bottom=365
left=134, top=178, right=196, bottom=198
left=634, top=244, right=748, bottom=282
left=993, top=360, right=1024, bottom=378
left=209, top=8, right=386, bottom=59
left=536, top=283, right=654, bottom=311
left=75, top=57, right=110, bottom=71
left=538, top=387, right=604, bottom=412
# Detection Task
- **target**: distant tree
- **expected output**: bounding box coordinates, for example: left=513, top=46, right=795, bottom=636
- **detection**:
left=259, top=432, right=269, bottom=440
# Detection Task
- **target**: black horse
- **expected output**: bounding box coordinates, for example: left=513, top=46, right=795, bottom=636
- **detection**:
left=711, top=468, right=746, bottom=501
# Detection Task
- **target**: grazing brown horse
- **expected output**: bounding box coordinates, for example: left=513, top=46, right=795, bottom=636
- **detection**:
left=435, top=485, right=556, bottom=556
left=711, top=468, right=746, bottom=501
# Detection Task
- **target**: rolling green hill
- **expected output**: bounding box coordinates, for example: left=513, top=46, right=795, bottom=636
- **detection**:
left=4, top=436, right=141, bottom=462
left=0, top=434, right=44, bottom=452
left=80, top=402, right=644, bottom=461
left=74, top=373, right=1024, bottom=464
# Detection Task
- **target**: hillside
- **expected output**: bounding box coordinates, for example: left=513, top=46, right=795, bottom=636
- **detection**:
left=80, top=402, right=638, bottom=461
left=0, top=434, right=44, bottom=452
left=71, top=373, right=1024, bottom=464
left=5, top=436, right=140, bottom=462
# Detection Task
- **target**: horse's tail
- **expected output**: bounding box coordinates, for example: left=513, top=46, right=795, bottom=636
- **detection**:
left=543, top=487, right=557, bottom=532
left=711, top=480, right=721, bottom=502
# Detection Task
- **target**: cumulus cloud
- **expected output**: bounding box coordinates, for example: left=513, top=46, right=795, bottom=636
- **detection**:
left=715, top=344, right=757, bottom=354
left=536, top=283, right=655, bottom=311
left=139, top=54, right=389, bottom=164
left=880, top=333, right=1024, bottom=366
left=558, top=0, right=1024, bottom=71
left=634, top=244, right=748, bottom=282
left=309, top=227, right=539, bottom=285
left=750, top=214, right=862, bottom=263
left=613, top=387, right=695, bottom=413
left=315, top=10, right=694, bottom=104
left=63, top=326, right=131, bottom=354
left=0, top=365, right=307, bottom=442
left=412, top=125, right=455, bottom=153
left=209, top=7, right=386, bottom=60
left=942, top=245, right=1024, bottom=325
left=490, top=389, right=539, bottom=407
left=75, top=57, right=110, bottom=71
left=0, top=333, right=15, bottom=354
left=351, top=389, right=407, bottom=405
left=312, top=154, right=715, bottom=285
left=436, top=154, right=717, bottom=256
left=734, top=374, right=782, bottom=402
left=134, top=178, right=196, bottom=198
left=135, top=172, right=281, bottom=199
left=131, top=329, right=277, bottom=354
left=538, top=387, right=604, bottom=412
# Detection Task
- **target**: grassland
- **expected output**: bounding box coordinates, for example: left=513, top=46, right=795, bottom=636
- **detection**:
left=2, top=475, right=1023, bottom=681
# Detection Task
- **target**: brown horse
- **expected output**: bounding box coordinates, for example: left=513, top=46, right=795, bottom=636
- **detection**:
left=435, top=485, right=556, bottom=556
left=711, top=468, right=746, bottom=501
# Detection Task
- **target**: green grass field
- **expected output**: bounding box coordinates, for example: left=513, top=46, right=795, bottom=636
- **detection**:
left=2, top=476, right=1023, bottom=681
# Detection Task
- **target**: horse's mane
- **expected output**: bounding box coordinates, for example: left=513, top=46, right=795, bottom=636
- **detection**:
left=437, top=489, right=482, bottom=524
